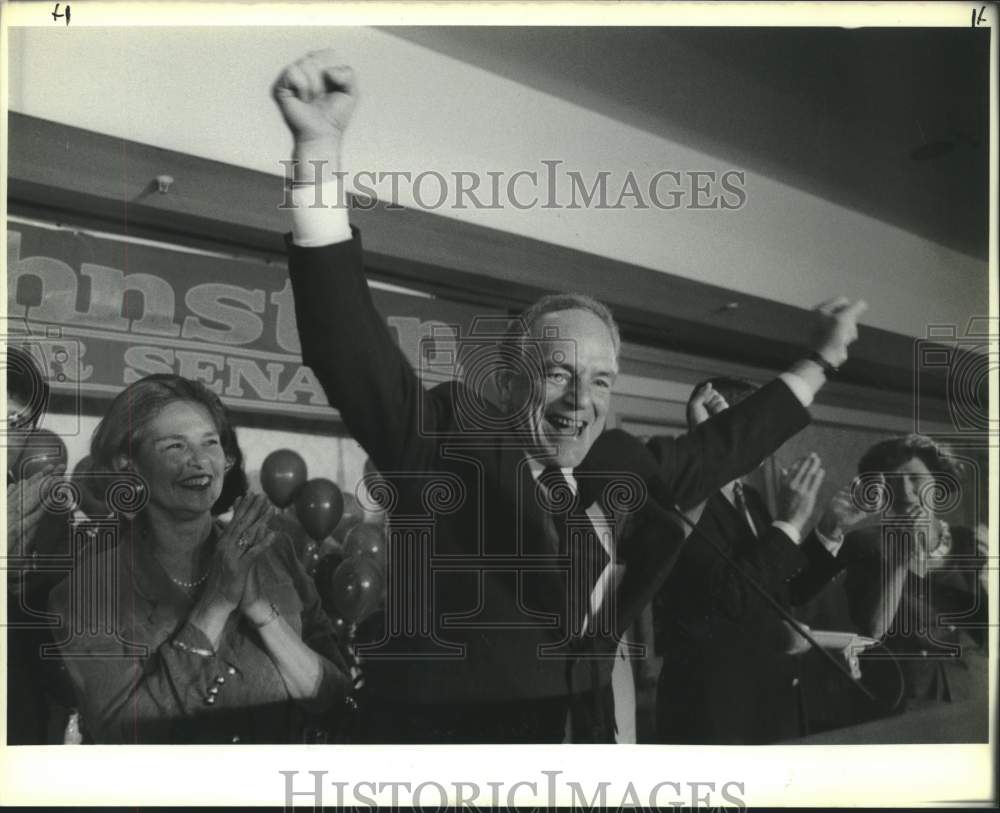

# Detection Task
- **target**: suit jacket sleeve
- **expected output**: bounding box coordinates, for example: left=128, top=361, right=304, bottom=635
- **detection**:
left=745, top=487, right=809, bottom=583
left=646, top=379, right=810, bottom=510
left=786, top=530, right=849, bottom=606
left=841, top=529, right=905, bottom=637
left=693, top=492, right=807, bottom=628
left=286, top=231, right=445, bottom=472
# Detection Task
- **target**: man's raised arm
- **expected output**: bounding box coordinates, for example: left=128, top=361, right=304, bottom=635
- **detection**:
left=273, top=51, right=440, bottom=472
left=273, top=50, right=356, bottom=245
left=648, top=297, right=868, bottom=508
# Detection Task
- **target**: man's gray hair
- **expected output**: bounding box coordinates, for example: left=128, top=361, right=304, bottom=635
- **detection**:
left=504, top=292, right=621, bottom=359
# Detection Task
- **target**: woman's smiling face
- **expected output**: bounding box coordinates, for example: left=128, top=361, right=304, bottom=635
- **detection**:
left=129, top=400, right=229, bottom=518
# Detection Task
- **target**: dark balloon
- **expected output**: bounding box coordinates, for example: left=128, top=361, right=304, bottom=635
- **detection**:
left=316, top=548, right=346, bottom=582
left=329, top=556, right=383, bottom=623
left=294, top=478, right=345, bottom=541
left=260, top=449, right=308, bottom=508
left=333, top=493, right=365, bottom=541
left=12, top=428, right=67, bottom=481
left=343, top=522, right=386, bottom=572
left=266, top=509, right=312, bottom=560
left=314, top=549, right=346, bottom=618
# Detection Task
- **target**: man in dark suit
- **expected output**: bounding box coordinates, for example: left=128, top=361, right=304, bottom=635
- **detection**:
left=651, top=377, right=838, bottom=743
left=271, top=50, right=868, bottom=743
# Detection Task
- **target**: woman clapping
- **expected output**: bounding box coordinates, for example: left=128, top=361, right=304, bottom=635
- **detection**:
left=49, top=375, right=351, bottom=744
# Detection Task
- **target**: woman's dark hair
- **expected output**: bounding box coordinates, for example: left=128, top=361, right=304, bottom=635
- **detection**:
left=857, top=434, right=958, bottom=481
left=5, top=345, right=50, bottom=430
left=91, top=374, right=247, bottom=514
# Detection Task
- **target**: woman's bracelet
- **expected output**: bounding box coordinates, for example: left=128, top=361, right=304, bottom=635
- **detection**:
left=171, top=638, right=214, bottom=658
left=252, top=601, right=281, bottom=629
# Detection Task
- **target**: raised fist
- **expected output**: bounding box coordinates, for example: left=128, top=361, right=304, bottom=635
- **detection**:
left=272, top=50, right=357, bottom=144
left=811, top=297, right=868, bottom=369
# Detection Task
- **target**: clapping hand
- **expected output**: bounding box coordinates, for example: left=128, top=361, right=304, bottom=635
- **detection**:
left=817, top=480, right=872, bottom=540
left=202, top=493, right=278, bottom=612
left=776, top=453, right=826, bottom=534
left=685, top=382, right=730, bottom=428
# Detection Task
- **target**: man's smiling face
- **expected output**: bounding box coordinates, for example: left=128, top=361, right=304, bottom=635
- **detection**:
left=506, top=308, right=619, bottom=469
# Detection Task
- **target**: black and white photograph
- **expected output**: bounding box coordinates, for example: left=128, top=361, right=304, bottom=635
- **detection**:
left=1, top=1, right=995, bottom=807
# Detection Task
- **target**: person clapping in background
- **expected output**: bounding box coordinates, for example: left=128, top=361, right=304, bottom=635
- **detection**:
left=796, top=434, right=989, bottom=717
left=651, top=377, right=866, bottom=744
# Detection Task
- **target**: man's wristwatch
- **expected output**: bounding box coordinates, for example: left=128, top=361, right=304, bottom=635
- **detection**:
left=808, top=351, right=840, bottom=377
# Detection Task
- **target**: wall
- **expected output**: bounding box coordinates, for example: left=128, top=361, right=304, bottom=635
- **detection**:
left=6, top=23, right=980, bottom=525
left=6, top=25, right=987, bottom=340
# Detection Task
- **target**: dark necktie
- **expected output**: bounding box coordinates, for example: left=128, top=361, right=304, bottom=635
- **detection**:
left=732, top=481, right=758, bottom=538
left=539, top=466, right=610, bottom=636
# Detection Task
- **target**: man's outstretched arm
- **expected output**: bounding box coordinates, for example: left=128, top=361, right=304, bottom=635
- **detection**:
left=649, top=297, right=868, bottom=508
left=273, top=51, right=443, bottom=473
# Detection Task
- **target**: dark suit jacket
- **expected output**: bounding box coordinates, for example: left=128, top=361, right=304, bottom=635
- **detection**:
left=652, top=483, right=815, bottom=743
left=287, top=231, right=811, bottom=706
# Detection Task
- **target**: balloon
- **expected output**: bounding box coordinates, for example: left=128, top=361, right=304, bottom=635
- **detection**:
left=333, top=493, right=364, bottom=541
left=318, top=536, right=344, bottom=558
left=315, top=548, right=345, bottom=583
left=294, top=478, right=344, bottom=541
left=329, top=556, right=383, bottom=623
left=314, top=549, right=346, bottom=616
left=343, top=522, right=386, bottom=572
left=260, top=449, right=307, bottom=508
left=11, top=428, right=67, bottom=481
left=70, top=455, right=110, bottom=517
left=266, top=509, right=312, bottom=560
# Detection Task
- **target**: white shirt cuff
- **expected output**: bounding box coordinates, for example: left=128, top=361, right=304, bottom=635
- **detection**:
left=815, top=527, right=846, bottom=557
left=772, top=520, right=802, bottom=545
left=290, top=182, right=352, bottom=247
left=778, top=371, right=815, bottom=408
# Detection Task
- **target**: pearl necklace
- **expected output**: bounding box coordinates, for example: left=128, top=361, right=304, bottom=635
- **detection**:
left=142, top=525, right=210, bottom=590
left=166, top=570, right=209, bottom=590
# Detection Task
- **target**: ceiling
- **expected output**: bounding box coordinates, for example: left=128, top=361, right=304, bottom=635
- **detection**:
left=386, top=26, right=989, bottom=259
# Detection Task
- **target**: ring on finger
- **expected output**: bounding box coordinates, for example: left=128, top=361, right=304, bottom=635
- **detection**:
left=237, top=534, right=251, bottom=550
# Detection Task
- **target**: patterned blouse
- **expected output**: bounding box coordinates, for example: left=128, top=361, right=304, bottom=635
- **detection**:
left=48, top=518, right=350, bottom=744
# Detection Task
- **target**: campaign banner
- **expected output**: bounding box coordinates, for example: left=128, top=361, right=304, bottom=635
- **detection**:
left=6, top=221, right=489, bottom=423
